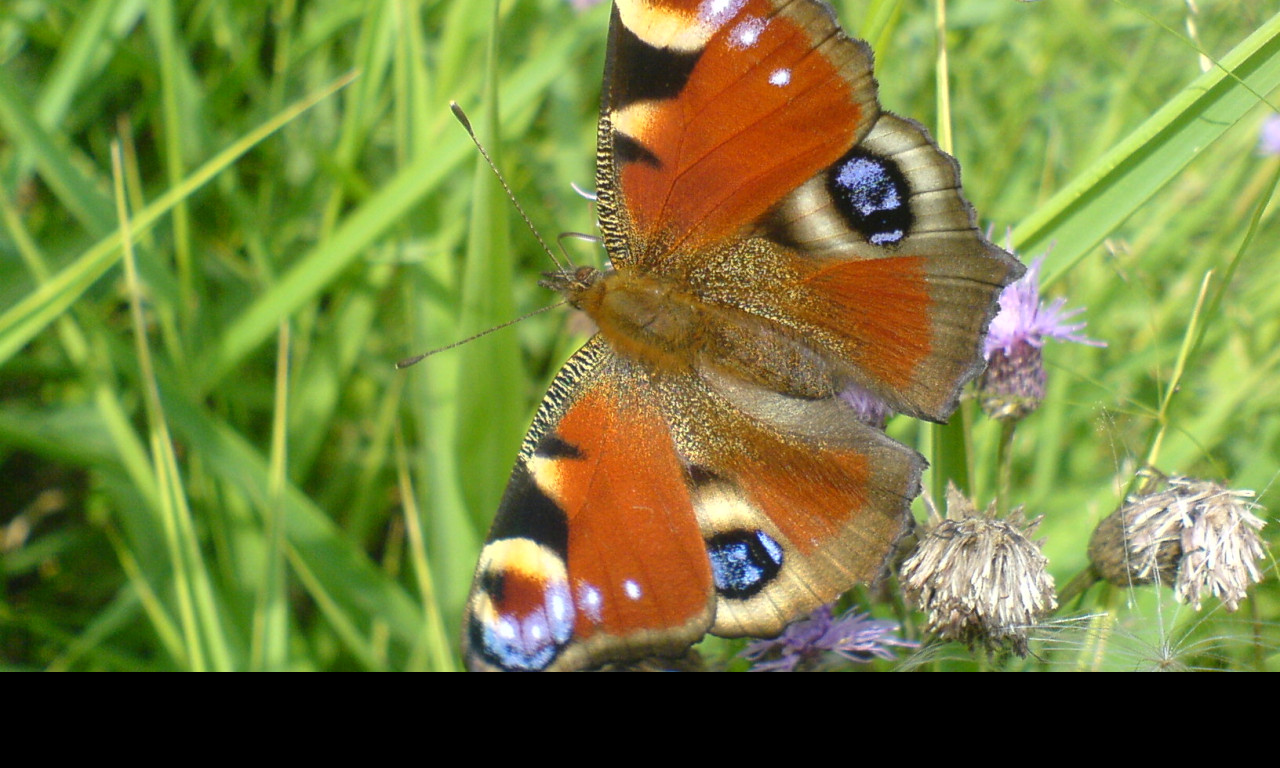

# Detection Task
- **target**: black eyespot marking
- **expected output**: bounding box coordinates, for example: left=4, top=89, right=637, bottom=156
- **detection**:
left=469, top=564, right=573, bottom=672
left=614, top=133, right=662, bottom=169
left=826, top=148, right=914, bottom=246
left=707, top=529, right=785, bottom=600
left=687, top=464, right=720, bottom=488
left=536, top=434, right=582, bottom=460
left=488, top=464, right=570, bottom=556
left=609, top=15, right=701, bottom=106
left=479, top=568, right=506, bottom=602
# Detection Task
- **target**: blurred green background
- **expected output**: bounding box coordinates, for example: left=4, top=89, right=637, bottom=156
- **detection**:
left=1, top=0, right=1277, bottom=670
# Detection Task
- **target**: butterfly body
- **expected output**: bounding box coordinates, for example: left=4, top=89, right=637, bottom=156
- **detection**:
left=463, top=0, right=1023, bottom=672
left=547, top=259, right=854, bottom=398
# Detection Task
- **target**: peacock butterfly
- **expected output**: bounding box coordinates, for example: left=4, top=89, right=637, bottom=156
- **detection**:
left=462, top=0, right=1023, bottom=671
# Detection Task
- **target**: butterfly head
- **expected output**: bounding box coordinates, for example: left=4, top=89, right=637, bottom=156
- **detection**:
left=538, top=265, right=618, bottom=335
left=538, top=265, right=602, bottom=300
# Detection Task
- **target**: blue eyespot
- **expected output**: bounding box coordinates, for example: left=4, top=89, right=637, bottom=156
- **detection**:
left=827, top=150, right=913, bottom=245
left=474, top=578, right=574, bottom=672
left=707, top=529, right=785, bottom=600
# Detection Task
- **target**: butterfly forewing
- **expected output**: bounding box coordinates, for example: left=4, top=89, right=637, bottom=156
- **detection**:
left=464, top=339, right=715, bottom=672
left=598, top=0, right=879, bottom=260
left=598, top=0, right=1021, bottom=419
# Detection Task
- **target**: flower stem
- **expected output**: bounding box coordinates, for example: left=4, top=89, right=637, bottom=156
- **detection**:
left=1056, top=565, right=1100, bottom=607
left=995, top=418, right=1016, bottom=515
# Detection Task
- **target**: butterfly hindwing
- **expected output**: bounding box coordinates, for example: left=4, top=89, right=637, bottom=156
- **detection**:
left=464, top=338, right=921, bottom=669
left=664, top=369, right=923, bottom=637
left=764, top=112, right=1023, bottom=419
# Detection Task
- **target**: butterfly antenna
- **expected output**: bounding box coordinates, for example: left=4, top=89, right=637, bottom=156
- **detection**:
left=451, top=102, right=567, bottom=273
left=395, top=300, right=566, bottom=369
left=557, top=231, right=601, bottom=265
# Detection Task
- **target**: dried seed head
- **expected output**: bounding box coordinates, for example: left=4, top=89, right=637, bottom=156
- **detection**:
left=1088, top=484, right=1183, bottom=589
left=1090, top=473, right=1267, bottom=611
left=900, top=485, right=1058, bottom=656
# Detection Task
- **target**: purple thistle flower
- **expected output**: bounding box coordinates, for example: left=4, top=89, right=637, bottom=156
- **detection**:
left=985, top=255, right=1103, bottom=357
left=979, top=253, right=1104, bottom=420
left=839, top=382, right=893, bottom=430
left=1259, top=114, right=1280, bottom=156
left=741, top=605, right=914, bottom=672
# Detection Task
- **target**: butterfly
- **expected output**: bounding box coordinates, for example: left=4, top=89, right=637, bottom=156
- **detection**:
left=462, top=0, right=1023, bottom=671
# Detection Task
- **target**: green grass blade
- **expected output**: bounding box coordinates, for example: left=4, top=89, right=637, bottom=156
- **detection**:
left=0, top=66, right=113, bottom=235
left=0, top=74, right=355, bottom=367
left=1016, top=11, right=1280, bottom=276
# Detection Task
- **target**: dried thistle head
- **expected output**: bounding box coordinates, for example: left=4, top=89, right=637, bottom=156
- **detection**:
left=1089, top=472, right=1267, bottom=611
left=900, top=485, right=1058, bottom=656
left=1088, top=481, right=1183, bottom=589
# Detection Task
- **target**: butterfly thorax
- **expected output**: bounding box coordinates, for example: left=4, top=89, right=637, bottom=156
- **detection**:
left=541, top=263, right=847, bottom=398
left=541, top=265, right=704, bottom=374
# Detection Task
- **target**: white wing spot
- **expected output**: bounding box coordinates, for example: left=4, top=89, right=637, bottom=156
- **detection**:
left=624, top=579, right=643, bottom=600
left=497, top=618, right=517, bottom=640
left=730, top=17, right=767, bottom=49
left=578, top=584, right=603, bottom=622
left=549, top=591, right=570, bottom=623
left=769, top=68, right=791, bottom=87
left=699, top=0, right=745, bottom=27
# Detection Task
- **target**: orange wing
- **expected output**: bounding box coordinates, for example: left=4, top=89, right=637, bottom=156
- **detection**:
left=659, top=368, right=922, bottom=638
left=596, top=0, right=1023, bottom=420
left=463, top=339, right=923, bottom=670
left=597, top=0, right=878, bottom=260
left=464, top=339, right=714, bottom=672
